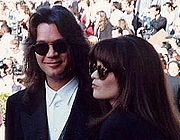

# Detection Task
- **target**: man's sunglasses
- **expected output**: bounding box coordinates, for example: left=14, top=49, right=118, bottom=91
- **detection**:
left=89, top=63, right=110, bottom=80
left=33, top=39, right=68, bottom=56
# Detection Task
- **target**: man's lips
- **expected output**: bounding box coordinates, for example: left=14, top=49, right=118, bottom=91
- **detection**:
left=44, top=60, right=63, bottom=68
left=44, top=60, right=63, bottom=64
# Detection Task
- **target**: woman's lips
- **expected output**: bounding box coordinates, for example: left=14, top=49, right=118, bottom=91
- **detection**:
left=92, top=82, right=98, bottom=88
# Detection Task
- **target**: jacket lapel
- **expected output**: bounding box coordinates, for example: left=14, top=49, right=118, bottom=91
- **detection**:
left=59, top=92, right=88, bottom=140
left=60, top=85, right=99, bottom=140
left=20, top=83, right=49, bottom=140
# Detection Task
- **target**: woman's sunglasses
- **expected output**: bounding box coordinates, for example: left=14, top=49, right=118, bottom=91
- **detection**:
left=89, top=63, right=110, bottom=80
left=33, top=39, right=68, bottom=56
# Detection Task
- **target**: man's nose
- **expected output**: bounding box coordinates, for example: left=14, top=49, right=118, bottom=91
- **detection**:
left=46, top=45, right=58, bottom=57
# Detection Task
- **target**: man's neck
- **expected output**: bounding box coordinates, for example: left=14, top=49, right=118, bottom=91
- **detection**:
left=46, top=77, right=73, bottom=91
left=155, top=14, right=160, bottom=19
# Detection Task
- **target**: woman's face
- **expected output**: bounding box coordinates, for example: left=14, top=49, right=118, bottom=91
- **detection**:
left=119, top=20, right=126, bottom=29
left=91, top=61, right=119, bottom=105
left=168, top=61, right=179, bottom=76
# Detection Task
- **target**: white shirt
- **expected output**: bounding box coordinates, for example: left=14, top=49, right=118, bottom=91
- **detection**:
left=46, top=77, right=79, bottom=140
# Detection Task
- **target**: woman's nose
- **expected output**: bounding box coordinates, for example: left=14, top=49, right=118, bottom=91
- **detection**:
left=91, top=70, right=98, bottom=79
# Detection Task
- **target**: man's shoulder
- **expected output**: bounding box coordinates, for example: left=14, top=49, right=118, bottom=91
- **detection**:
left=168, top=75, right=180, bottom=84
left=7, top=89, right=26, bottom=104
left=158, top=15, right=167, bottom=21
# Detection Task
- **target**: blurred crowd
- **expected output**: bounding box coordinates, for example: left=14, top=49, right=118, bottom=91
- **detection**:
left=0, top=0, right=180, bottom=101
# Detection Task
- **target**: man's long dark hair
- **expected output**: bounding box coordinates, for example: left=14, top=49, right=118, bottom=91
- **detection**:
left=23, top=5, right=90, bottom=88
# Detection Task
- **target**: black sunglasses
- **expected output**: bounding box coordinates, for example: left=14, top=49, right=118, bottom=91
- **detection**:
left=89, top=63, right=110, bottom=80
left=33, top=39, right=68, bottom=56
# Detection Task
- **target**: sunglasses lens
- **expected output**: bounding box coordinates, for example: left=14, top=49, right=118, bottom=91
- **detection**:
left=34, top=43, right=49, bottom=55
left=89, top=63, right=96, bottom=75
left=34, top=39, right=68, bottom=56
left=97, top=66, right=108, bottom=80
left=53, top=39, right=68, bottom=53
left=89, top=63, right=109, bottom=80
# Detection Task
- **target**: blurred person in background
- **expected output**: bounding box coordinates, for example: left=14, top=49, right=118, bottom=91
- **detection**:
left=120, top=0, right=134, bottom=31
left=168, top=60, right=180, bottom=77
left=109, top=1, right=124, bottom=29
left=7, top=38, right=24, bottom=66
left=94, top=10, right=113, bottom=41
left=0, top=57, right=16, bottom=94
left=167, top=60, right=180, bottom=112
left=0, top=23, right=14, bottom=61
left=112, top=18, right=134, bottom=37
left=161, top=2, right=176, bottom=36
left=138, top=4, right=167, bottom=40
left=148, top=4, right=167, bottom=35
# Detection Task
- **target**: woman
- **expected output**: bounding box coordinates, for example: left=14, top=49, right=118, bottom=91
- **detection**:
left=89, top=35, right=180, bottom=140
left=94, top=10, right=113, bottom=41
left=112, top=18, right=134, bottom=38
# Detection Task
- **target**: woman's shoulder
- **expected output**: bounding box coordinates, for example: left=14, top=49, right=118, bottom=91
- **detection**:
left=101, top=110, right=146, bottom=129
left=98, top=110, right=166, bottom=140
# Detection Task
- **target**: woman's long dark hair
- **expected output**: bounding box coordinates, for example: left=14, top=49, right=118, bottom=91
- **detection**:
left=23, top=5, right=90, bottom=88
left=89, top=35, right=180, bottom=140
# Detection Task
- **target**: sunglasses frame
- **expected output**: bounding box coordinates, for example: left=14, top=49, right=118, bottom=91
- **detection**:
left=90, top=63, right=110, bottom=80
left=33, top=39, right=68, bottom=56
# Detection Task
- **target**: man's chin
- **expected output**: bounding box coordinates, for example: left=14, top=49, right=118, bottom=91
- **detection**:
left=53, top=68, right=74, bottom=81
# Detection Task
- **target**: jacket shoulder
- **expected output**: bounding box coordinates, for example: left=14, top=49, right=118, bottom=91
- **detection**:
left=98, top=111, right=166, bottom=140
left=7, top=89, right=26, bottom=104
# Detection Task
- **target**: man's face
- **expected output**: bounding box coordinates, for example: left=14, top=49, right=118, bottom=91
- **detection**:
left=149, top=7, right=159, bottom=17
left=10, top=39, right=19, bottom=50
left=35, top=23, right=70, bottom=82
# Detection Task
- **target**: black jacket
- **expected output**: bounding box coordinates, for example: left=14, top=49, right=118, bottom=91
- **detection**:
left=150, top=15, right=167, bottom=35
left=96, top=109, right=167, bottom=140
left=167, top=75, right=180, bottom=112
left=5, top=81, right=100, bottom=140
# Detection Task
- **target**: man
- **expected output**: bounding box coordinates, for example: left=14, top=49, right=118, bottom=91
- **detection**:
left=148, top=4, right=167, bottom=35
left=167, top=60, right=180, bottom=112
left=139, top=4, right=167, bottom=40
left=5, top=5, right=100, bottom=140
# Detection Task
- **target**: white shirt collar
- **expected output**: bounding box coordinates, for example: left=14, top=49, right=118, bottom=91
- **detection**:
left=156, top=14, right=160, bottom=20
left=45, top=77, right=79, bottom=107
